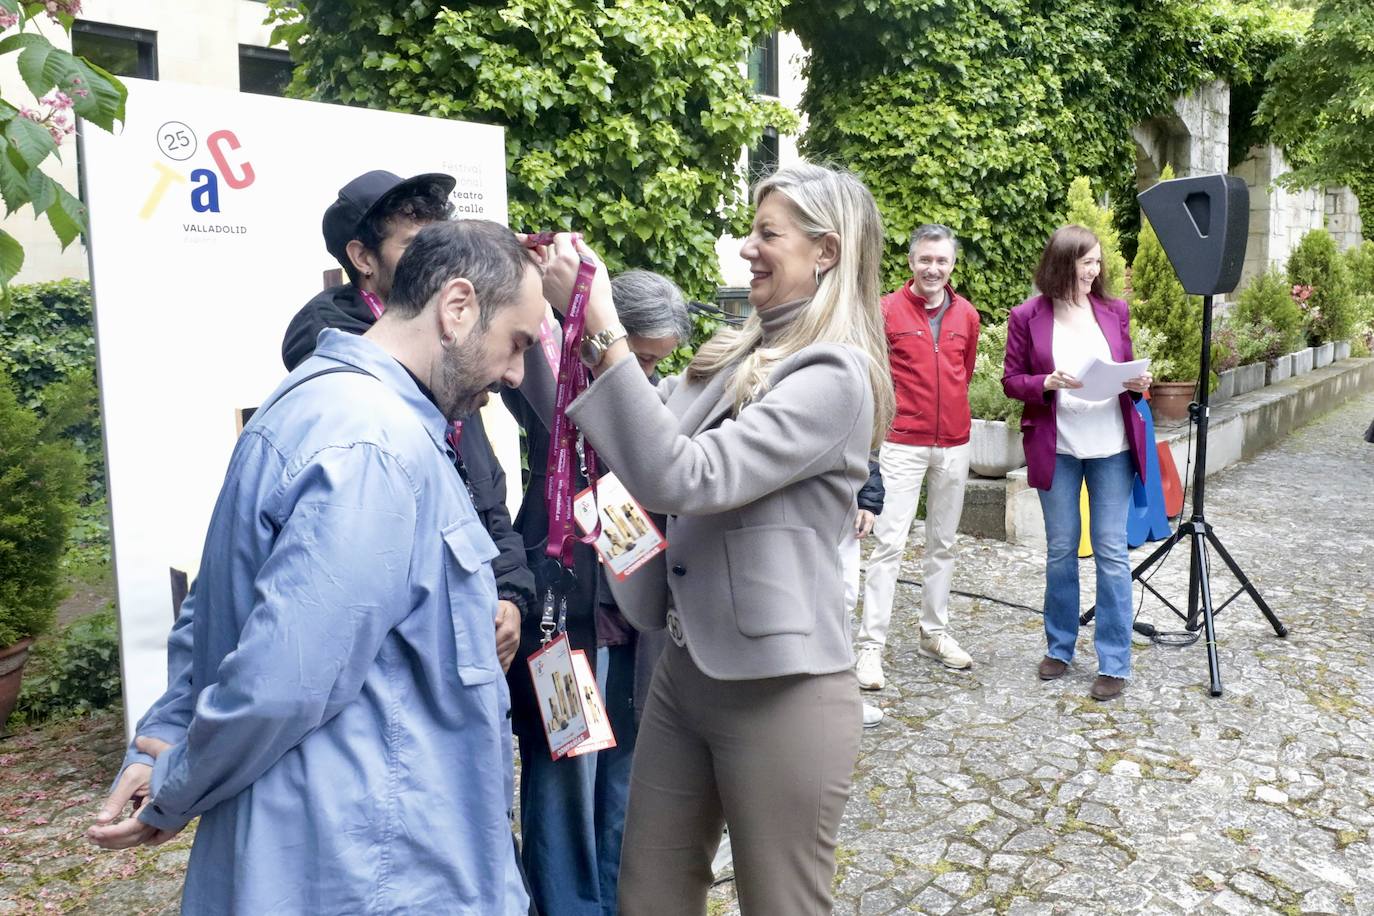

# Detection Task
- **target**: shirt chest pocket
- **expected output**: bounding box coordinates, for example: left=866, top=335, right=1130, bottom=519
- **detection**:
left=441, top=517, right=501, bottom=686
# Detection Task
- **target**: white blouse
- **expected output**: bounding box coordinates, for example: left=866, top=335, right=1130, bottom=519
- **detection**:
left=1052, top=310, right=1128, bottom=459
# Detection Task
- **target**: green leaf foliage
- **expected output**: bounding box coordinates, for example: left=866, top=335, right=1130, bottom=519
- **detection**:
left=967, top=321, right=1021, bottom=423
left=0, top=6, right=128, bottom=306
left=266, top=0, right=793, bottom=302
left=0, top=368, right=84, bottom=647
left=1287, top=228, right=1356, bottom=343
left=1259, top=0, right=1374, bottom=214
left=9, top=608, right=121, bottom=729
left=1344, top=240, right=1374, bottom=296
left=0, top=280, right=104, bottom=506
left=1065, top=177, right=1126, bottom=300
left=783, top=0, right=1302, bottom=320
left=1229, top=265, right=1305, bottom=359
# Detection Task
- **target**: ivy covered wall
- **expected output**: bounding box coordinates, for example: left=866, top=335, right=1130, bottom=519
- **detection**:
left=784, top=0, right=1305, bottom=319
left=265, top=0, right=793, bottom=302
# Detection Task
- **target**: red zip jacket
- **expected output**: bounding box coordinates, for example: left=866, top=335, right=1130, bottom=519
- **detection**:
left=882, top=280, right=980, bottom=447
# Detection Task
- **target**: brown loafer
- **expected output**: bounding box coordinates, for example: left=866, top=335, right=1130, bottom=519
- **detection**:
left=1037, top=656, right=1068, bottom=680
left=1090, top=675, right=1126, bottom=701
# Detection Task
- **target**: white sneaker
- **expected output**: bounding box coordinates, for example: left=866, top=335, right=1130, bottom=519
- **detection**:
left=862, top=703, right=884, bottom=728
left=855, top=645, right=885, bottom=690
left=918, top=631, right=972, bottom=669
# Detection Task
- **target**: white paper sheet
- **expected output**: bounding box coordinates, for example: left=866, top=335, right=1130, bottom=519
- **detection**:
left=1071, top=356, right=1151, bottom=402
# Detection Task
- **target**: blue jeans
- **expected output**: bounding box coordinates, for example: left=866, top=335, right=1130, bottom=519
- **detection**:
left=1038, top=451, right=1135, bottom=678
left=519, top=644, right=639, bottom=916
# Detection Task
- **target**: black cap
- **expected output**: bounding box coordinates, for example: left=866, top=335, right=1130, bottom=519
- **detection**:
left=322, top=170, right=457, bottom=266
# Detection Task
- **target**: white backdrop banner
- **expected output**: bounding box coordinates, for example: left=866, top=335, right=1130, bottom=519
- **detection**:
left=81, top=79, right=516, bottom=735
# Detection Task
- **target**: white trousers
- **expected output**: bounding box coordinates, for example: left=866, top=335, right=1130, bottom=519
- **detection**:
left=858, top=441, right=971, bottom=648
left=841, top=531, right=861, bottom=617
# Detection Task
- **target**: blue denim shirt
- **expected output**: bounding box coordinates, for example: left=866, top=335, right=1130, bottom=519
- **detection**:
left=127, top=329, right=527, bottom=915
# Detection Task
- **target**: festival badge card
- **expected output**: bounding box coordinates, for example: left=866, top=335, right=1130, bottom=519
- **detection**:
left=527, top=633, right=591, bottom=760
left=573, top=473, right=667, bottom=581
left=566, top=649, right=617, bottom=758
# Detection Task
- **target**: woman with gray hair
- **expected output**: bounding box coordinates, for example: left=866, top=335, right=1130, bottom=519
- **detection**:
left=610, top=269, right=692, bottom=376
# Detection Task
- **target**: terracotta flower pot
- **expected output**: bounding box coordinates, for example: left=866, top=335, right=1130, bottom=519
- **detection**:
left=1149, top=381, right=1196, bottom=423
left=0, top=637, right=35, bottom=726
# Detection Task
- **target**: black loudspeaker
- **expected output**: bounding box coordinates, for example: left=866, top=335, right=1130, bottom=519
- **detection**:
left=1137, top=174, right=1249, bottom=296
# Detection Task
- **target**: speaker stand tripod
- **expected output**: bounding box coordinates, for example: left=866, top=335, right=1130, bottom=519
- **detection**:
left=1080, top=294, right=1287, bottom=696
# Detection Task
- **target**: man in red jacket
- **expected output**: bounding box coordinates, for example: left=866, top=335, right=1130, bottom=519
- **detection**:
left=856, top=224, right=980, bottom=689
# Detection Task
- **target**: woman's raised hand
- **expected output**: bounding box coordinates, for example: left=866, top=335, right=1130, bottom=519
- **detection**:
left=522, top=232, right=617, bottom=333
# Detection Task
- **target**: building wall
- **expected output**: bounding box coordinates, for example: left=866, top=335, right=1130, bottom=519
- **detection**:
left=1233, top=144, right=1362, bottom=288
left=714, top=31, right=808, bottom=292
left=1, top=0, right=277, bottom=284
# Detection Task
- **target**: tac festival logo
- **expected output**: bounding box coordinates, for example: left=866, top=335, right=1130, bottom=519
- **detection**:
left=138, top=120, right=255, bottom=236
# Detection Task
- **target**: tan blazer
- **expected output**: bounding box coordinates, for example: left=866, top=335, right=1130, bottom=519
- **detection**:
left=565, top=343, right=874, bottom=680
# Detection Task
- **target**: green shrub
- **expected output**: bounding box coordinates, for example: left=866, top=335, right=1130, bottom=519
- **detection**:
left=1230, top=266, right=1305, bottom=357
left=1344, top=241, right=1374, bottom=296
left=1288, top=228, right=1355, bottom=343
left=1131, top=170, right=1203, bottom=381
left=1350, top=293, right=1374, bottom=357
left=0, top=370, right=85, bottom=648
left=0, top=280, right=104, bottom=507
left=968, top=322, right=1022, bottom=424
left=9, top=608, right=121, bottom=728
left=1211, top=321, right=1240, bottom=372
left=1065, top=177, right=1127, bottom=300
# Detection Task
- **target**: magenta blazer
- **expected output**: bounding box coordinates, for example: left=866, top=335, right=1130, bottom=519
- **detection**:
left=1002, top=293, right=1148, bottom=491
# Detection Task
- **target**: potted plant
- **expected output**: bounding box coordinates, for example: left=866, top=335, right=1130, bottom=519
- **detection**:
left=967, top=322, right=1025, bottom=477
left=1230, top=267, right=1304, bottom=384
left=1289, top=228, right=1356, bottom=368
left=1211, top=321, right=1240, bottom=401
left=0, top=371, right=84, bottom=726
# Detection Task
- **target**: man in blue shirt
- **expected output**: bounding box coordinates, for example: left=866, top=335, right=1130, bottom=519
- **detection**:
left=87, top=220, right=547, bottom=915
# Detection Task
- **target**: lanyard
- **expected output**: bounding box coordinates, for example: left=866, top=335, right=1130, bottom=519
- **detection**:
left=542, top=253, right=602, bottom=567
left=360, top=287, right=464, bottom=450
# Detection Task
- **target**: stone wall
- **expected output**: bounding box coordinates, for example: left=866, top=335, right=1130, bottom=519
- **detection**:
left=1326, top=187, right=1364, bottom=252
left=1233, top=145, right=1364, bottom=288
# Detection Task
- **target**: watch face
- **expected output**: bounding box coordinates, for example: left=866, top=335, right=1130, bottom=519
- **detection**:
left=579, top=336, right=600, bottom=366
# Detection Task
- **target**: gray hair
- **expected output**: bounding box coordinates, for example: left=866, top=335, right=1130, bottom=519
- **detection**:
left=908, top=223, right=960, bottom=256
left=610, top=269, right=691, bottom=343
left=388, top=219, right=529, bottom=322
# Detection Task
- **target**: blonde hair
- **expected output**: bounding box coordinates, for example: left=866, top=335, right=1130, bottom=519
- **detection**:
left=688, top=162, right=894, bottom=447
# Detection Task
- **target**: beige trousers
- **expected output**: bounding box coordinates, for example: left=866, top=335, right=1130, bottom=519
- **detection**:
left=617, top=642, right=861, bottom=916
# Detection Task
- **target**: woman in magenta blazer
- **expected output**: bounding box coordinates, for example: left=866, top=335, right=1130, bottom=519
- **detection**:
left=1002, top=225, right=1152, bottom=701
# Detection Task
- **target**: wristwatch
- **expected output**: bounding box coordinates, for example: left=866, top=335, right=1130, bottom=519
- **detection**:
left=579, top=324, right=628, bottom=369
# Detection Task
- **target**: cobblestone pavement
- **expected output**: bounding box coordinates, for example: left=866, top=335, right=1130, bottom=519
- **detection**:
left=4, top=392, right=1372, bottom=914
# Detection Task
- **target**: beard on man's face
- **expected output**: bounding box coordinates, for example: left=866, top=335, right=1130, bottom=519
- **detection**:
left=438, top=325, right=501, bottom=421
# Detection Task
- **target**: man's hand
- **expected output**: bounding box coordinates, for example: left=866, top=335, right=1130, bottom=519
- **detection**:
left=495, top=600, right=520, bottom=672
left=854, top=509, right=876, bottom=539
left=87, top=737, right=183, bottom=850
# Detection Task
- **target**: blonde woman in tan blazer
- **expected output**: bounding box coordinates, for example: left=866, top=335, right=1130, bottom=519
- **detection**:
left=534, top=162, right=894, bottom=916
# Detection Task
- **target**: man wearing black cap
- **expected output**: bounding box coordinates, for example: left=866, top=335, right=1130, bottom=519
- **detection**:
left=282, top=170, right=536, bottom=667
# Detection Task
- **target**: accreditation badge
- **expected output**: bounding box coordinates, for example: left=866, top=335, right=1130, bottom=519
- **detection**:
left=527, top=633, right=591, bottom=760
left=573, top=472, right=666, bottom=581
left=565, top=649, right=617, bottom=758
